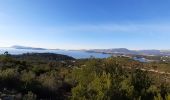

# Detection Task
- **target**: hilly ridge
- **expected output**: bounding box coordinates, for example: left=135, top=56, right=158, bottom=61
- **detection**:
left=86, top=48, right=170, bottom=56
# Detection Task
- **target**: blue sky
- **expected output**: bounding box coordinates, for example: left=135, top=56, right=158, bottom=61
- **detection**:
left=0, top=0, right=170, bottom=49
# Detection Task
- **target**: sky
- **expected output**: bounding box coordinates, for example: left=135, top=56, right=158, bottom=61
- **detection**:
left=0, top=0, right=170, bottom=50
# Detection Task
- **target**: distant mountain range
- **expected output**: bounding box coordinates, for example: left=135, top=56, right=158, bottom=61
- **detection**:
left=86, top=48, right=170, bottom=56
left=11, top=45, right=47, bottom=50
left=9, top=45, right=170, bottom=56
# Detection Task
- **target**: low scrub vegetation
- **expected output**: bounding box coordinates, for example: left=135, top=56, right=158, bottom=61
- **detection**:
left=0, top=52, right=170, bottom=100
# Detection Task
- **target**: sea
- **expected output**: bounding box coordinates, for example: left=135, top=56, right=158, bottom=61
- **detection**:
left=0, top=48, right=111, bottom=59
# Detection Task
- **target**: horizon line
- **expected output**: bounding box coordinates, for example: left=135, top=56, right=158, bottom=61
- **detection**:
left=0, top=45, right=169, bottom=51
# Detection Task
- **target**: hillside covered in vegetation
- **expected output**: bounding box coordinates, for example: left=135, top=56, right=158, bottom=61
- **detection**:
left=0, top=52, right=170, bottom=100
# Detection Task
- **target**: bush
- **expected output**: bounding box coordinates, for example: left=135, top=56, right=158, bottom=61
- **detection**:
left=23, top=91, right=37, bottom=100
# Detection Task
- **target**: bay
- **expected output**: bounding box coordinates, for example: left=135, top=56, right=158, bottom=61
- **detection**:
left=0, top=48, right=111, bottom=59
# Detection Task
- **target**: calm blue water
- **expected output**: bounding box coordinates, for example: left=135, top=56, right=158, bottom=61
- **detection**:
left=0, top=48, right=111, bottom=59
left=133, top=57, right=148, bottom=62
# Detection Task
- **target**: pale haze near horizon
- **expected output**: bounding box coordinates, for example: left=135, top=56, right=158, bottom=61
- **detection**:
left=0, top=0, right=170, bottom=50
